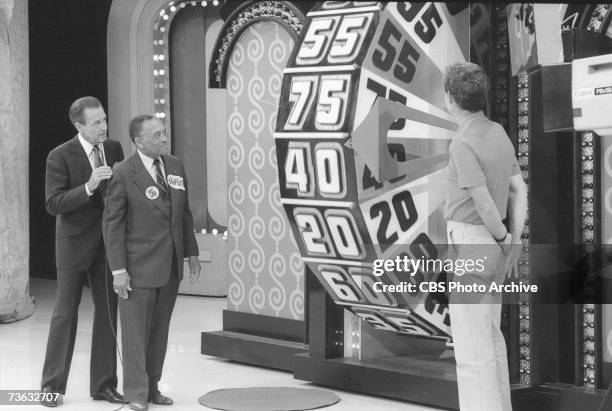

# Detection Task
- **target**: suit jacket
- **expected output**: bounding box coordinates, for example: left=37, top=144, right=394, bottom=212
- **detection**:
left=46, top=136, right=124, bottom=270
left=104, top=152, right=198, bottom=288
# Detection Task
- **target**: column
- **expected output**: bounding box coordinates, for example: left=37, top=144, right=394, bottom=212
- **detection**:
left=0, top=0, right=34, bottom=323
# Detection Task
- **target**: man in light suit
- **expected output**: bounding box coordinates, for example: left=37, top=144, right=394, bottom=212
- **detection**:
left=41, top=96, right=125, bottom=407
left=104, top=114, right=200, bottom=411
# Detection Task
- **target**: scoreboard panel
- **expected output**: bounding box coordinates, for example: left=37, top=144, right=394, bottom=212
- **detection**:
left=275, top=1, right=469, bottom=341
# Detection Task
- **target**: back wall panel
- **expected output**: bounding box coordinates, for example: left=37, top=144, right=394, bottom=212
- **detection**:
left=226, top=21, right=304, bottom=320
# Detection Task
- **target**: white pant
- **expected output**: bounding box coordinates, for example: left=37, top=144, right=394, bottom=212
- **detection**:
left=447, top=221, right=512, bottom=411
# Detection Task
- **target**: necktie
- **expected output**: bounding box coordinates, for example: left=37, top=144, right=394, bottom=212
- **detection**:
left=92, top=145, right=103, bottom=168
left=153, top=158, right=168, bottom=195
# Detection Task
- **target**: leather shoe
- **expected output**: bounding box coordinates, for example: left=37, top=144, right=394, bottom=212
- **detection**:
left=148, top=392, right=174, bottom=405
left=92, top=386, right=126, bottom=404
left=129, top=401, right=149, bottom=411
left=40, top=387, right=61, bottom=407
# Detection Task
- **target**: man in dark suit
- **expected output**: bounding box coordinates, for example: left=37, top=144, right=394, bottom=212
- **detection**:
left=104, top=114, right=200, bottom=411
left=41, top=96, right=125, bottom=407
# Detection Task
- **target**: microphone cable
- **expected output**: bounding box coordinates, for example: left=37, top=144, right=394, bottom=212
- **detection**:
left=101, top=143, right=126, bottom=411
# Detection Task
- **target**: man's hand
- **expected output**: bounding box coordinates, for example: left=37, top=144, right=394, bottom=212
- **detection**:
left=87, top=165, right=113, bottom=191
left=113, top=271, right=132, bottom=299
left=499, top=233, right=512, bottom=254
left=502, top=234, right=522, bottom=279
left=188, top=256, right=201, bottom=283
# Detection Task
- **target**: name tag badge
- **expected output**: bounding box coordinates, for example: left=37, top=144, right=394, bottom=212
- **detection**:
left=167, top=174, right=185, bottom=191
left=146, top=186, right=160, bottom=200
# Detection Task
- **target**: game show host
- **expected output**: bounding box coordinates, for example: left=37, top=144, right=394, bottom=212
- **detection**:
left=443, top=62, right=527, bottom=411
left=104, top=114, right=200, bottom=411
left=41, top=96, right=125, bottom=407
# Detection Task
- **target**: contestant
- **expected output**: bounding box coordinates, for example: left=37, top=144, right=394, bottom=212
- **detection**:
left=104, top=114, right=201, bottom=411
left=443, top=62, right=527, bottom=411
left=41, top=96, right=125, bottom=407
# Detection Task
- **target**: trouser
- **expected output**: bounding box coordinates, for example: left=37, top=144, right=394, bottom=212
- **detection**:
left=447, top=220, right=512, bottom=411
left=41, top=258, right=119, bottom=396
left=119, top=259, right=179, bottom=403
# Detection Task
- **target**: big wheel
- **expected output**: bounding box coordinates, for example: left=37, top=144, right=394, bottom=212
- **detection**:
left=275, top=1, right=470, bottom=340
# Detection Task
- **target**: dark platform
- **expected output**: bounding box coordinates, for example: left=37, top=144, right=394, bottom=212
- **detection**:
left=512, top=384, right=607, bottom=411
left=202, top=330, right=308, bottom=372
left=202, top=310, right=308, bottom=372
left=294, top=353, right=458, bottom=410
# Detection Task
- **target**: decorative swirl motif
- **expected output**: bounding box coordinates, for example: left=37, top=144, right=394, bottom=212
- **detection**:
left=228, top=249, right=246, bottom=309
left=268, top=79, right=283, bottom=109
left=227, top=111, right=245, bottom=170
left=268, top=253, right=287, bottom=315
left=247, top=216, right=266, bottom=274
left=268, top=74, right=282, bottom=99
left=268, top=216, right=285, bottom=242
left=290, top=252, right=305, bottom=276
left=249, top=143, right=266, bottom=171
left=247, top=246, right=264, bottom=276
left=247, top=76, right=266, bottom=134
left=247, top=145, right=266, bottom=206
left=249, top=215, right=266, bottom=240
left=247, top=25, right=265, bottom=64
left=268, top=144, right=278, bottom=170
left=227, top=43, right=245, bottom=99
left=267, top=31, right=287, bottom=101
left=228, top=180, right=246, bottom=206
left=269, top=29, right=290, bottom=73
left=268, top=183, right=286, bottom=241
left=231, top=39, right=246, bottom=66
left=268, top=109, right=278, bottom=141
left=248, top=284, right=266, bottom=314
left=226, top=20, right=304, bottom=319
left=269, top=252, right=287, bottom=278
left=228, top=181, right=246, bottom=237
left=289, top=289, right=305, bottom=319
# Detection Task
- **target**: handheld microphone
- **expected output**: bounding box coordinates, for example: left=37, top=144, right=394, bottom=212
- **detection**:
left=99, top=142, right=108, bottom=166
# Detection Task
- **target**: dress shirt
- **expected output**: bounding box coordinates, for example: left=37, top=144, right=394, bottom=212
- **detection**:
left=136, top=149, right=166, bottom=184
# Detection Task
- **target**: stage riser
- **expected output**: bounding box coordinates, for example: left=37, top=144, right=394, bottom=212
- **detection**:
left=202, top=330, right=308, bottom=372
left=221, top=310, right=305, bottom=343
left=294, top=353, right=459, bottom=410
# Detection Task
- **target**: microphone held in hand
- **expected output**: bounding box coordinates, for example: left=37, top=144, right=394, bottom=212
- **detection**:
left=99, top=142, right=107, bottom=166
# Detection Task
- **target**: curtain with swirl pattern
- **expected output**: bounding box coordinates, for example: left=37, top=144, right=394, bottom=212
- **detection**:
left=226, top=21, right=304, bottom=320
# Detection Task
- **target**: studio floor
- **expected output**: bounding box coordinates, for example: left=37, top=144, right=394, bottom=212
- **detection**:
left=0, top=278, right=441, bottom=411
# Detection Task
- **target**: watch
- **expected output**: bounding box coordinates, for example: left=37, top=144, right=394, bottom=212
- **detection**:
left=494, top=232, right=508, bottom=243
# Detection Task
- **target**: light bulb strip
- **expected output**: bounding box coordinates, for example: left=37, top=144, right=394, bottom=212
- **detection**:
left=152, top=1, right=220, bottom=129
left=517, top=70, right=531, bottom=386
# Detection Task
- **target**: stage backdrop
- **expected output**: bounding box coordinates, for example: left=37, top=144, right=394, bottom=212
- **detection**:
left=226, top=20, right=304, bottom=320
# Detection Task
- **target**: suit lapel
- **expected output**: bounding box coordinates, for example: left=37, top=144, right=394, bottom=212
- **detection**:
left=128, top=154, right=171, bottom=220
left=68, top=135, right=92, bottom=178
